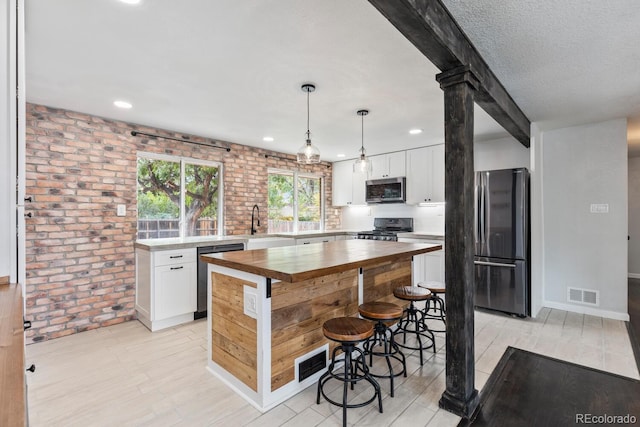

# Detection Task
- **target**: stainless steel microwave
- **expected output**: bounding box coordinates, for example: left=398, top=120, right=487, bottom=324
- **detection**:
left=365, top=177, right=406, bottom=204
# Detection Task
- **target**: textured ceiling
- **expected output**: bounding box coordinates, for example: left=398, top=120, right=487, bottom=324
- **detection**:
left=24, top=0, right=640, bottom=158
left=441, top=0, right=640, bottom=155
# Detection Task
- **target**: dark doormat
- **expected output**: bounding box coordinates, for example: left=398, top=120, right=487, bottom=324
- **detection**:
left=459, top=346, right=640, bottom=427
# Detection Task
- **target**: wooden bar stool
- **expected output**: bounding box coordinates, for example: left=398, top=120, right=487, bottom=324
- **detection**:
left=316, top=317, right=383, bottom=427
left=418, top=281, right=446, bottom=333
left=358, top=302, right=407, bottom=397
left=393, top=286, right=436, bottom=365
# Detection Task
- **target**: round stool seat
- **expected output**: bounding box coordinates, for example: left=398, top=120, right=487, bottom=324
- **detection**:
left=317, top=317, right=383, bottom=425
left=418, top=281, right=446, bottom=334
left=323, top=317, right=374, bottom=342
left=358, top=301, right=407, bottom=397
left=358, top=302, right=403, bottom=320
left=417, top=281, right=445, bottom=294
left=393, top=286, right=432, bottom=301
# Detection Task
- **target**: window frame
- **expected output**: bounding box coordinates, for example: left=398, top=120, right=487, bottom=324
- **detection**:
left=137, top=151, right=224, bottom=238
left=267, top=168, right=325, bottom=233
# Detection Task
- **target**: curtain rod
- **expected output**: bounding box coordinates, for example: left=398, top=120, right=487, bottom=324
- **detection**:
left=264, top=154, right=331, bottom=168
left=131, top=131, right=231, bottom=152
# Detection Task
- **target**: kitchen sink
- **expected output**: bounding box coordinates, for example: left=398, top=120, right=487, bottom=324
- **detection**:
left=245, top=237, right=295, bottom=250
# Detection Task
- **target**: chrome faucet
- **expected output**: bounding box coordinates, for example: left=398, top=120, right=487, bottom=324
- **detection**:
left=251, top=204, right=260, bottom=235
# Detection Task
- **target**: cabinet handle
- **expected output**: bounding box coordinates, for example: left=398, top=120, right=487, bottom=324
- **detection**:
left=26, top=364, right=36, bottom=373
left=303, top=242, right=310, bottom=245
left=169, top=255, right=183, bottom=259
left=170, top=266, right=184, bottom=270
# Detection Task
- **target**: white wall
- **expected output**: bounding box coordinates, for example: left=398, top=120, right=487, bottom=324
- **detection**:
left=341, top=203, right=445, bottom=234
left=529, top=124, right=545, bottom=317
left=541, top=119, right=628, bottom=320
left=474, top=135, right=530, bottom=171
left=629, top=156, right=640, bottom=277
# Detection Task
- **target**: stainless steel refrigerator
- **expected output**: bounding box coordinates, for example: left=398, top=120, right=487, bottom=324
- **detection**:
left=474, top=168, right=530, bottom=317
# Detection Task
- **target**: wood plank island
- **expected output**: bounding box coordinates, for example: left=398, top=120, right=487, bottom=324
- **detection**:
left=201, top=239, right=442, bottom=411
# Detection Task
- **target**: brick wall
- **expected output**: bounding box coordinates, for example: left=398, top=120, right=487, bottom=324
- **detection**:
left=24, top=103, right=339, bottom=343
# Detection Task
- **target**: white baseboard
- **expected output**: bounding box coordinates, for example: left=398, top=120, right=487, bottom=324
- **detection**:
left=543, top=300, right=629, bottom=322
left=629, top=273, right=640, bottom=279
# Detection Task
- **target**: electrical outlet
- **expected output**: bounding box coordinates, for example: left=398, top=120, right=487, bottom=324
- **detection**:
left=590, top=203, right=609, bottom=214
left=243, top=285, right=258, bottom=319
left=117, top=204, right=126, bottom=216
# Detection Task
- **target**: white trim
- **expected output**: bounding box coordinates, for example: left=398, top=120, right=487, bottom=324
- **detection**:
left=136, top=152, right=223, bottom=237
left=543, top=300, right=629, bottom=321
left=267, top=168, right=325, bottom=232
left=136, top=312, right=194, bottom=332
left=628, top=273, right=640, bottom=279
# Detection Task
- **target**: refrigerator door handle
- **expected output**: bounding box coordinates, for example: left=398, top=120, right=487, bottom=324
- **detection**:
left=474, top=260, right=517, bottom=268
left=478, top=173, right=485, bottom=244
left=475, top=175, right=481, bottom=243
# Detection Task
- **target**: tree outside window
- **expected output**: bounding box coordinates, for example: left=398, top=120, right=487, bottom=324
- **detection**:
left=268, top=170, right=322, bottom=233
left=137, top=155, right=221, bottom=239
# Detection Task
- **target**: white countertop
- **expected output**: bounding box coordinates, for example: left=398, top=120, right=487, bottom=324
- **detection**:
left=134, top=230, right=362, bottom=251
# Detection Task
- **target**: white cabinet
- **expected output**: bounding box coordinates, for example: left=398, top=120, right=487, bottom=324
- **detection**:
left=332, top=160, right=367, bottom=206
left=296, top=236, right=335, bottom=245
left=398, top=238, right=445, bottom=285
left=369, top=151, right=406, bottom=179
left=135, top=247, right=197, bottom=331
left=406, top=144, right=444, bottom=204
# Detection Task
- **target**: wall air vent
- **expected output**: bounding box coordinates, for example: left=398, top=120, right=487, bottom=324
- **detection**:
left=297, top=349, right=327, bottom=382
left=567, top=287, right=599, bottom=306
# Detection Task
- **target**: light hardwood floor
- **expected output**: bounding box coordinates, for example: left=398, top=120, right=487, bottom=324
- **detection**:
left=26, top=308, right=639, bottom=427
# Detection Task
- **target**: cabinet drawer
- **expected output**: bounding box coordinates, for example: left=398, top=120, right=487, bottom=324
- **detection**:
left=154, top=248, right=196, bottom=266
left=296, top=236, right=335, bottom=245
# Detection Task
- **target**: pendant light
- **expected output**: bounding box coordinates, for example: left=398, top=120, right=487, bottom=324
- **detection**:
left=353, top=109, right=372, bottom=173
left=296, top=83, right=321, bottom=164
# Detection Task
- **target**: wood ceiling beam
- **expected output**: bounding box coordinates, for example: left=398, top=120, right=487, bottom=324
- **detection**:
left=367, top=0, right=531, bottom=147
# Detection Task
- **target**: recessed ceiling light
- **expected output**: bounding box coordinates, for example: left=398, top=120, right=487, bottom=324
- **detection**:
left=409, top=128, right=423, bottom=135
left=263, top=136, right=274, bottom=142
left=119, top=0, right=142, bottom=5
left=336, top=154, right=346, bottom=158
left=114, top=100, right=132, bottom=109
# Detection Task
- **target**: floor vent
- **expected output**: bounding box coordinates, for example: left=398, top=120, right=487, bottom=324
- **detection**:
left=567, top=287, right=599, bottom=306
left=298, top=350, right=326, bottom=382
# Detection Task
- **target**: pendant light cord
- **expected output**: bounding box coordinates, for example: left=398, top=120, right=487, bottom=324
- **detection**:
left=361, top=113, right=364, bottom=151
left=306, top=88, right=311, bottom=141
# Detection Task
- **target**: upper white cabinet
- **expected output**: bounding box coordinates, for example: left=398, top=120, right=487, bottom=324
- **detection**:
left=332, top=160, right=367, bottom=206
left=368, top=151, right=406, bottom=179
left=406, top=144, right=445, bottom=204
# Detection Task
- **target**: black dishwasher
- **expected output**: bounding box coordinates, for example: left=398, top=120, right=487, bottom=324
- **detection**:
left=196, top=243, right=245, bottom=319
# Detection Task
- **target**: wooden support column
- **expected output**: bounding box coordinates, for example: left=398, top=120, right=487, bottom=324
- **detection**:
left=436, top=65, right=480, bottom=419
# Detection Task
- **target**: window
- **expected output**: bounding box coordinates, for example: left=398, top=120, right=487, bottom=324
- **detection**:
left=267, top=169, right=323, bottom=233
left=137, top=153, right=222, bottom=239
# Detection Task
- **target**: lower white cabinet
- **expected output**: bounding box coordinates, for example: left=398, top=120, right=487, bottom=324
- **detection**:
left=296, top=236, right=336, bottom=245
left=398, top=238, right=445, bottom=285
left=136, top=247, right=197, bottom=331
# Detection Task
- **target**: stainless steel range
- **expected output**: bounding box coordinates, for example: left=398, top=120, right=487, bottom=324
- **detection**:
left=356, top=217, right=413, bottom=241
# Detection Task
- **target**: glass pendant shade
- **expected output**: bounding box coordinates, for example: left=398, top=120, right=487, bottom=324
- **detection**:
left=297, top=83, right=320, bottom=164
left=353, top=149, right=371, bottom=173
left=297, top=137, right=321, bottom=164
left=353, top=109, right=371, bottom=173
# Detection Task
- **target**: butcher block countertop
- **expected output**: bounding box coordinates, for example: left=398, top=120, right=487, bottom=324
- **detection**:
left=201, top=239, right=441, bottom=283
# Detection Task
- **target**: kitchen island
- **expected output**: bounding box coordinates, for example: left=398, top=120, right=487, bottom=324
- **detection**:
left=200, top=239, right=442, bottom=411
